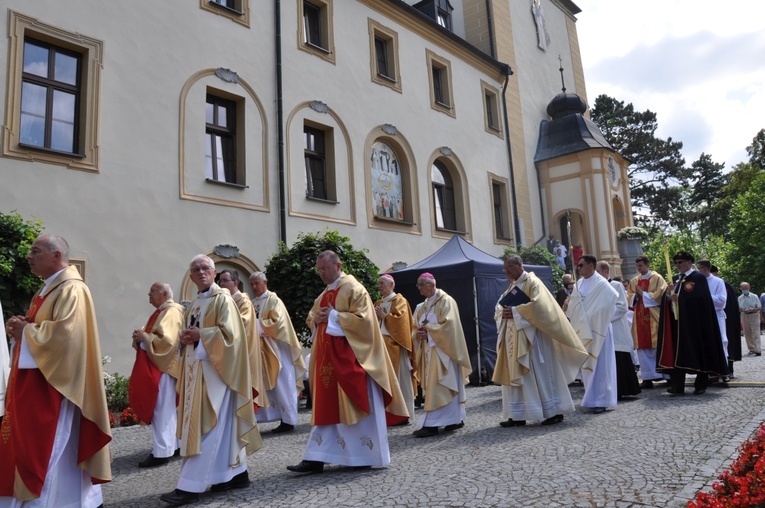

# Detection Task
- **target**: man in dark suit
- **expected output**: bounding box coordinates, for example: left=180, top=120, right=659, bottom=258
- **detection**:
left=656, top=251, right=728, bottom=395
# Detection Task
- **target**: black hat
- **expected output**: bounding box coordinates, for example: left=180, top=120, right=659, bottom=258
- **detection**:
left=673, top=251, right=694, bottom=262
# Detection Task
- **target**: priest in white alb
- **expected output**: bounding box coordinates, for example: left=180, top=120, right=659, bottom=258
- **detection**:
left=160, top=255, right=261, bottom=506
left=374, top=274, right=416, bottom=424
left=411, top=273, right=471, bottom=438
left=566, top=255, right=619, bottom=413
left=249, top=271, right=306, bottom=434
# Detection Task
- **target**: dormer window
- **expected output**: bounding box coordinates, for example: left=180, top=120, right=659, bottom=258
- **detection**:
left=414, top=0, right=454, bottom=32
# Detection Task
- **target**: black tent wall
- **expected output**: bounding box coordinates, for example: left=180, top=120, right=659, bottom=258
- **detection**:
left=389, top=236, right=553, bottom=384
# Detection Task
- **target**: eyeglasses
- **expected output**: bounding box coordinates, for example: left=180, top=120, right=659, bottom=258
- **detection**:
left=416, top=282, right=432, bottom=287
left=576, top=264, right=585, bottom=268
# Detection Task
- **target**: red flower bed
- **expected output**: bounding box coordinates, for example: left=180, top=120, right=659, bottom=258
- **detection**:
left=689, top=424, right=765, bottom=508
left=119, top=407, right=141, bottom=427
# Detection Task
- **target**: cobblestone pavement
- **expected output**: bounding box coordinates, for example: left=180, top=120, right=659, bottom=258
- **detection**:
left=104, top=353, right=765, bottom=508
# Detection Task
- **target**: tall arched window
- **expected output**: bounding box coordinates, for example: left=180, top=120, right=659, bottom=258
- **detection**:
left=432, top=160, right=456, bottom=230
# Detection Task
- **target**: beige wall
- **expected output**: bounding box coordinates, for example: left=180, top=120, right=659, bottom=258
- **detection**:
left=0, top=1, right=513, bottom=373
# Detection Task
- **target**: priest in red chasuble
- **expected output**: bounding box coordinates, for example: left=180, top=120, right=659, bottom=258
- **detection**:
left=1, top=234, right=111, bottom=507
left=627, top=256, right=668, bottom=388
left=129, top=282, right=183, bottom=468
left=287, top=251, right=408, bottom=474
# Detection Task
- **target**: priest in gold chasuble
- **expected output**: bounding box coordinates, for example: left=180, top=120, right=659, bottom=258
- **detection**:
left=160, top=255, right=261, bottom=506
left=493, top=255, right=588, bottom=427
left=411, top=274, right=471, bottom=438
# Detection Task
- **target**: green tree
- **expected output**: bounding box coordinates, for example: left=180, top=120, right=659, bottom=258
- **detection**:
left=726, top=171, right=765, bottom=292
left=590, top=95, right=689, bottom=230
left=264, top=230, right=380, bottom=346
left=503, top=244, right=565, bottom=291
left=687, top=153, right=728, bottom=240
left=641, top=230, right=732, bottom=283
left=0, top=211, right=44, bottom=320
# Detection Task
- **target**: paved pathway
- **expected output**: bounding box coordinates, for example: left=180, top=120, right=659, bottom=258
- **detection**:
left=103, top=353, right=765, bottom=507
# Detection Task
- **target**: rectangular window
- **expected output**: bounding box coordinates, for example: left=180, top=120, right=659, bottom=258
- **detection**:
left=492, top=183, right=505, bottom=238
left=437, top=8, right=452, bottom=30
left=368, top=19, right=401, bottom=92
left=374, top=37, right=389, bottom=78
left=200, top=0, right=250, bottom=26
left=304, top=126, right=327, bottom=200
left=205, top=95, right=238, bottom=184
left=490, top=176, right=513, bottom=242
left=4, top=12, right=103, bottom=172
left=211, top=0, right=240, bottom=11
left=299, top=0, right=334, bottom=63
left=481, top=81, right=503, bottom=136
left=19, top=39, right=81, bottom=154
left=303, top=2, right=322, bottom=47
left=426, top=50, right=455, bottom=117
left=432, top=66, right=445, bottom=105
left=486, top=94, right=498, bottom=130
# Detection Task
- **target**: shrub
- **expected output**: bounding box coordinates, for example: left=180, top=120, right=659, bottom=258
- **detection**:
left=265, top=230, right=380, bottom=347
left=504, top=245, right=565, bottom=292
left=0, top=211, right=43, bottom=321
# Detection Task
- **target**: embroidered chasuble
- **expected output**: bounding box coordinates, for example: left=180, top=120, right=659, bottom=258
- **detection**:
left=375, top=293, right=415, bottom=379
left=493, top=271, right=587, bottom=387
left=176, top=284, right=261, bottom=461
left=128, top=299, right=183, bottom=425
left=0, top=266, right=112, bottom=501
left=627, top=272, right=666, bottom=349
left=253, top=291, right=306, bottom=393
left=413, top=290, right=472, bottom=412
left=232, top=291, right=270, bottom=409
left=306, top=274, right=408, bottom=427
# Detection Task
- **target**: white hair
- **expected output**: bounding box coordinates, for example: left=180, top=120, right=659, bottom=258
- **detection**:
left=189, top=254, right=215, bottom=270
left=249, top=271, right=267, bottom=282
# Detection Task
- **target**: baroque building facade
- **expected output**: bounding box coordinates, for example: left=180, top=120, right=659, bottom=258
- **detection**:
left=0, top=0, right=632, bottom=373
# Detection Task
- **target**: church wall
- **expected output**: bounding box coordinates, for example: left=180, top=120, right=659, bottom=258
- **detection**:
left=0, top=1, right=513, bottom=374
left=504, top=0, right=582, bottom=244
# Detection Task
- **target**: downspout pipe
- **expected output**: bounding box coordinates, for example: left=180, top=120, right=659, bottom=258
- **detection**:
left=275, top=0, right=287, bottom=244
left=500, top=64, right=522, bottom=246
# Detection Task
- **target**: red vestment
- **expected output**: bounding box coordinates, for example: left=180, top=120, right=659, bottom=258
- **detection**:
left=311, top=288, right=370, bottom=425
left=634, top=279, right=653, bottom=349
left=128, top=309, right=164, bottom=425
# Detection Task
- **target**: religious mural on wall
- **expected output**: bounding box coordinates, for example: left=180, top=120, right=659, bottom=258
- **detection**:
left=370, top=141, right=404, bottom=220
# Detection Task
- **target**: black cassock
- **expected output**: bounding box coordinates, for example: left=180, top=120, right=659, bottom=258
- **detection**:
left=722, top=280, right=742, bottom=362
left=656, top=270, right=728, bottom=376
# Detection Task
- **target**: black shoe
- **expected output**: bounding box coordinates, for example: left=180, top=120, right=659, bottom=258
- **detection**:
left=666, top=387, right=685, bottom=395
left=272, top=422, right=295, bottom=434
left=159, top=489, right=199, bottom=506
left=173, top=448, right=181, bottom=457
left=591, top=407, right=606, bottom=414
left=413, top=426, right=438, bottom=438
left=755, top=353, right=762, bottom=357
left=693, top=387, right=707, bottom=395
left=138, top=453, right=170, bottom=468
left=286, top=460, right=324, bottom=473
left=640, top=380, right=654, bottom=389
left=391, top=419, right=410, bottom=427
left=210, top=471, right=251, bottom=492
left=541, top=414, right=564, bottom=426
left=443, top=421, right=465, bottom=432
left=499, top=419, right=526, bottom=428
